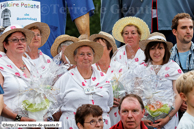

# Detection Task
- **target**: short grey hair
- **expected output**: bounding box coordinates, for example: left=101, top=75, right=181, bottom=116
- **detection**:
left=57, top=40, right=74, bottom=53
left=74, top=45, right=95, bottom=56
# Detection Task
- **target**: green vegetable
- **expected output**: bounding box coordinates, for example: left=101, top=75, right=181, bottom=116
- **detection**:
left=145, top=104, right=170, bottom=117
left=22, top=99, right=50, bottom=112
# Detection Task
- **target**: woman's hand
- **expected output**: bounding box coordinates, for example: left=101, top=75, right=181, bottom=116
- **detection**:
left=21, top=117, right=36, bottom=121
left=143, top=120, right=153, bottom=127
left=152, top=117, right=169, bottom=129
left=113, top=98, right=120, bottom=107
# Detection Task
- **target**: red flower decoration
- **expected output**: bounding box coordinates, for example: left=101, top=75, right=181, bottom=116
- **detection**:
left=123, top=51, right=125, bottom=55
left=41, top=65, right=45, bottom=69
left=82, top=82, right=86, bottom=86
left=15, top=72, right=20, bottom=77
left=0, top=54, right=2, bottom=58
left=111, top=70, right=114, bottom=73
left=10, top=26, right=16, bottom=29
left=0, top=67, right=4, bottom=70
left=92, top=100, right=94, bottom=105
left=92, top=77, right=96, bottom=81
left=47, top=59, right=51, bottom=63
left=106, top=81, right=110, bottom=83
left=119, top=69, right=122, bottom=73
left=134, top=58, right=139, bottom=62
left=71, top=73, right=74, bottom=75
left=39, top=51, right=43, bottom=55
left=100, top=72, right=104, bottom=76
left=165, top=67, right=170, bottom=70
left=69, top=127, right=73, bottom=129
left=23, top=73, right=27, bottom=78
left=105, top=119, right=108, bottom=124
left=119, top=55, right=121, bottom=59
left=165, top=74, right=169, bottom=77
left=178, top=69, right=182, bottom=74
left=66, top=117, right=68, bottom=119
left=7, top=65, right=12, bottom=69
left=114, top=112, right=117, bottom=117
left=73, top=112, right=76, bottom=115
left=99, top=86, right=103, bottom=89
left=96, top=83, right=99, bottom=86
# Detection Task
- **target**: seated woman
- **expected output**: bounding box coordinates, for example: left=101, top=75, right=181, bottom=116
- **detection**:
left=112, top=17, right=150, bottom=66
left=24, top=22, right=52, bottom=74
left=0, top=25, right=35, bottom=121
left=54, top=38, right=113, bottom=129
left=137, top=32, right=182, bottom=129
left=75, top=104, right=104, bottom=129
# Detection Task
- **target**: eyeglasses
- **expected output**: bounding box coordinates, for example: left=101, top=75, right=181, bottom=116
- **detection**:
left=34, top=34, right=41, bottom=38
left=84, top=118, right=105, bottom=126
left=8, top=38, right=27, bottom=43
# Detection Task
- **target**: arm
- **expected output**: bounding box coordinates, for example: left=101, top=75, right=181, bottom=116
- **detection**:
left=152, top=80, right=182, bottom=128
left=0, top=72, right=35, bottom=121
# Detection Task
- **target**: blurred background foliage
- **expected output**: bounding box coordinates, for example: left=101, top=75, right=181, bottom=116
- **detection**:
left=66, top=0, right=101, bottom=37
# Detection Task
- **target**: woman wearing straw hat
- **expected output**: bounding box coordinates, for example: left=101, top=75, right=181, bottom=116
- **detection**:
left=54, top=39, right=113, bottom=129
left=112, top=17, right=150, bottom=66
left=51, top=34, right=78, bottom=65
left=24, top=22, right=52, bottom=74
left=0, top=25, right=36, bottom=122
left=90, top=31, right=127, bottom=126
left=137, top=32, right=182, bottom=129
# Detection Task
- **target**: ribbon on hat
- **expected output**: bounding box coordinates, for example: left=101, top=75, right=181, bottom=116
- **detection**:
left=148, top=36, right=166, bottom=41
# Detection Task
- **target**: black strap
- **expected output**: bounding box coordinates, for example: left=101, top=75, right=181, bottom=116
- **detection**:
left=176, top=48, right=191, bottom=72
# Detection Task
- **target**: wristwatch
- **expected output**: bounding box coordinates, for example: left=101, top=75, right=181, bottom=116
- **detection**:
left=15, top=114, right=22, bottom=121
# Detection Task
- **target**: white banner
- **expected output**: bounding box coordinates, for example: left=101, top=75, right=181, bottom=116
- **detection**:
left=0, top=1, right=40, bottom=28
left=1, top=122, right=62, bottom=128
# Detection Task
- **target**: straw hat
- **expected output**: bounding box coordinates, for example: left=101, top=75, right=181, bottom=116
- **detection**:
left=24, top=22, right=50, bottom=47
left=89, top=31, right=117, bottom=54
left=64, top=39, right=103, bottom=65
left=112, top=17, right=150, bottom=43
left=51, top=34, right=78, bottom=57
left=0, top=25, right=34, bottom=52
left=139, top=32, right=173, bottom=51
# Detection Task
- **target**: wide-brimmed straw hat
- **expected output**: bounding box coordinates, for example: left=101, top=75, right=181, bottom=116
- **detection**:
left=64, top=39, right=103, bottom=65
left=0, top=24, right=34, bottom=52
left=139, top=32, right=173, bottom=51
left=24, top=22, right=50, bottom=47
left=51, top=34, right=79, bottom=57
left=112, top=17, right=150, bottom=43
left=89, top=31, right=117, bottom=54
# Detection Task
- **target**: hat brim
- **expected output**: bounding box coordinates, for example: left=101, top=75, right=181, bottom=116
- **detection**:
left=64, top=40, right=104, bottom=65
left=24, top=22, right=50, bottom=47
left=112, top=17, right=150, bottom=43
left=51, top=35, right=79, bottom=57
left=89, top=34, right=117, bottom=54
left=139, top=39, right=173, bottom=51
left=0, top=28, right=34, bottom=52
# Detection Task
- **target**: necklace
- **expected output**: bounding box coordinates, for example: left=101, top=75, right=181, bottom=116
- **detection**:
left=19, top=62, right=26, bottom=72
left=96, top=63, right=109, bottom=72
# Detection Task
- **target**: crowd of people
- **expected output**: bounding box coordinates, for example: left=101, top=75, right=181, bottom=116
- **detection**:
left=0, top=3, right=193, bottom=129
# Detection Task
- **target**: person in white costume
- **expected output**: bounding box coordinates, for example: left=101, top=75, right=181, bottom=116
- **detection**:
left=54, top=39, right=113, bottom=129
left=90, top=31, right=127, bottom=126
left=176, top=71, right=194, bottom=129
left=24, top=22, right=52, bottom=75
left=0, top=25, right=36, bottom=122
left=51, top=34, right=78, bottom=63
left=137, top=32, right=183, bottom=129
left=112, top=17, right=150, bottom=66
